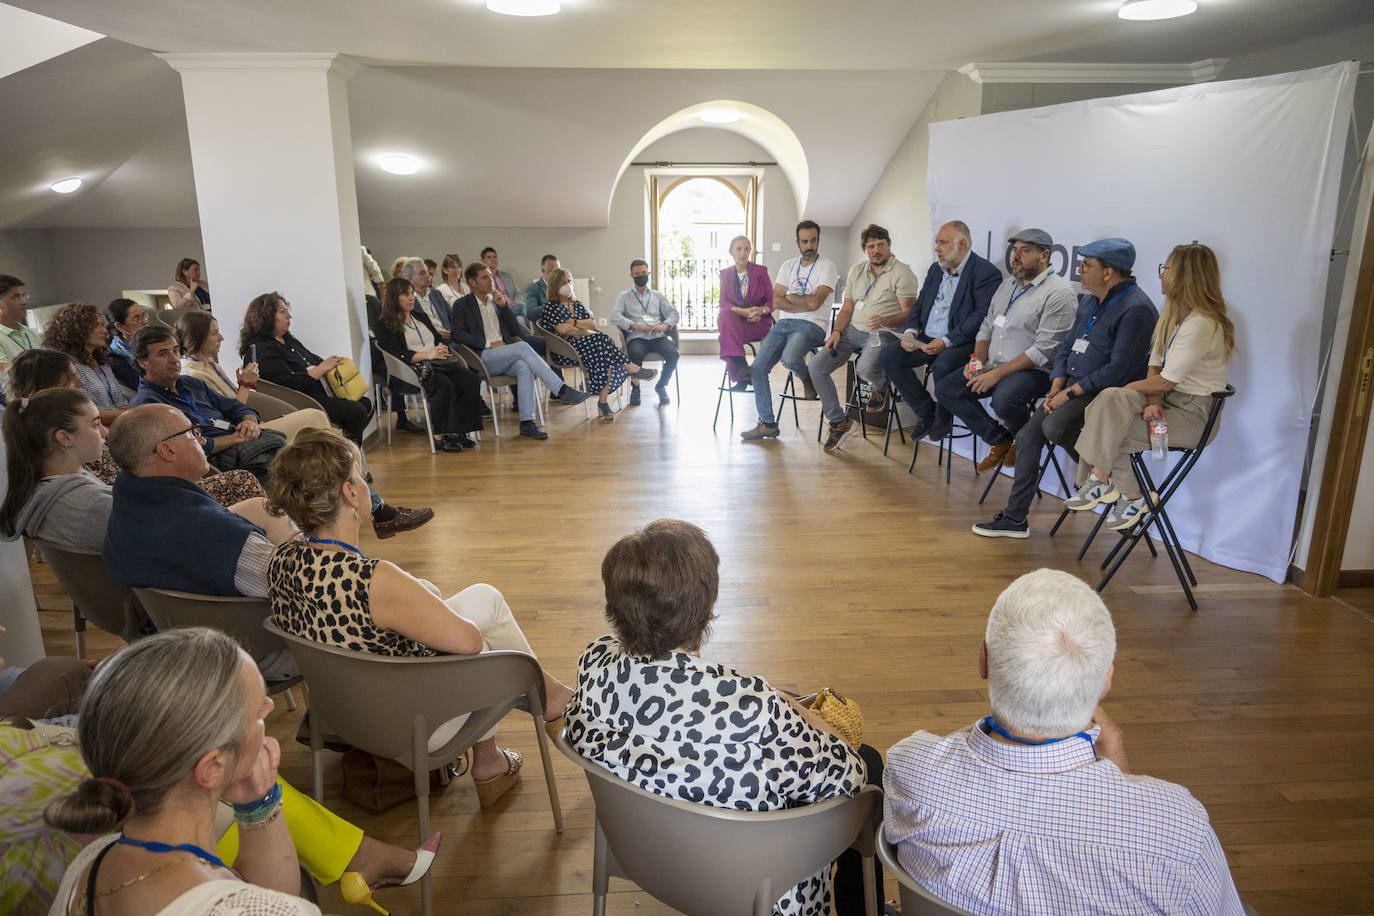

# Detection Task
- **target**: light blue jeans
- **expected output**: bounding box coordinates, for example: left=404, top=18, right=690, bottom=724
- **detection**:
left=751, top=319, right=827, bottom=424
left=480, top=341, right=567, bottom=421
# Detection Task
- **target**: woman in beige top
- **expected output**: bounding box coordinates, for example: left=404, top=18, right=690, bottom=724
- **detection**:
left=1068, top=242, right=1235, bottom=531
left=175, top=310, right=331, bottom=444
left=168, top=258, right=211, bottom=310
left=435, top=254, right=469, bottom=305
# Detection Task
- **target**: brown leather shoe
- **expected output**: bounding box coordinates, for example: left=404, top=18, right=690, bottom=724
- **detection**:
left=1002, top=442, right=1017, bottom=467
left=373, top=505, right=435, bottom=539
left=976, top=438, right=1013, bottom=472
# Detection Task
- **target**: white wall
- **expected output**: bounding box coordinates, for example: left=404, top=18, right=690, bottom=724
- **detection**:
left=844, top=72, right=982, bottom=279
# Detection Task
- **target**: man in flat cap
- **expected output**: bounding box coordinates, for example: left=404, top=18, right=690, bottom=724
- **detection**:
left=973, top=237, right=1157, bottom=537
left=935, top=228, right=1077, bottom=473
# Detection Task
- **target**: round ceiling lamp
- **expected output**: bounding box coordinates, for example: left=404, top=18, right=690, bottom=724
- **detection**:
left=1118, top=0, right=1198, bottom=21
left=50, top=177, right=82, bottom=194
left=700, top=108, right=741, bottom=124
left=486, top=0, right=560, bottom=16
left=379, top=154, right=419, bottom=175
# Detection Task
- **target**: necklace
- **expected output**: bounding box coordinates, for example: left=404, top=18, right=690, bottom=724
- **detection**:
left=95, top=851, right=196, bottom=896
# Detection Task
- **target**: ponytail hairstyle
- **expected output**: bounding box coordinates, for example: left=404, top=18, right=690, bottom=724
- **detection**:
left=45, top=628, right=251, bottom=834
left=0, top=387, right=95, bottom=538
left=266, top=426, right=360, bottom=533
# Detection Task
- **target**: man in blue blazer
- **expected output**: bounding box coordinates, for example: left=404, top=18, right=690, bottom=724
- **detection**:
left=878, top=220, right=1003, bottom=441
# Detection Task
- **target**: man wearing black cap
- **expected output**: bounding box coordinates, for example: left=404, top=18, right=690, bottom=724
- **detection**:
left=973, top=237, right=1158, bottom=537
left=935, top=228, right=1077, bottom=473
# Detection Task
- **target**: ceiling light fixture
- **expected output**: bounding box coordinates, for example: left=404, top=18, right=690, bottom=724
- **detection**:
left=699, top=108, right=740, bottom=125
left=378, top=154, right=419, bottom=175
left=486, top=0, right=560, bottom=16
left=1118, top=0, right=1198, bottom=21
left=50, top=177, right=82, bottom=194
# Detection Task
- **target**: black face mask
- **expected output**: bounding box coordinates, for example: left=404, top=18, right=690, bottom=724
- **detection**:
left=633, top=275, right=649, bottom=288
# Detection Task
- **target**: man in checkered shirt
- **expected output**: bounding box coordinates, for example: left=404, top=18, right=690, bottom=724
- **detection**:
left=883, top=569, right=1245, bottom=914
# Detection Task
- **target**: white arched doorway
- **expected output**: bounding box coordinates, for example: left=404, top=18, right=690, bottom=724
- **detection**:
left=653, top=174, right=752, bottom=330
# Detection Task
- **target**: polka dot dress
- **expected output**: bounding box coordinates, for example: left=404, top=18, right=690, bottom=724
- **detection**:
left=539, top=300, right=630, bottom=394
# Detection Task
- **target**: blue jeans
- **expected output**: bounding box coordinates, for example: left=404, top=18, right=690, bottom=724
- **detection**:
left=752, top=319, right=826, bottom=424
left=480, top=341, right=568, bottom=421
left=934, top=367, right=1051, bottom=445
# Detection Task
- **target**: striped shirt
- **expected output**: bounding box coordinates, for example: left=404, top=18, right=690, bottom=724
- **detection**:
left=883, top=719, right=1243, bottom=915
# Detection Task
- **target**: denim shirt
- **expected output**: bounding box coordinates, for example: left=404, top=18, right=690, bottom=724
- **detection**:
left=1051, top=281, right=1158, bottom=395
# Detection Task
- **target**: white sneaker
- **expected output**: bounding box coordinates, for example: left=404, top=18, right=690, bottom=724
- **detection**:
left=1106, top=495, right=1149, bottom=530
left=1064, top=478, right=1120, bottom=511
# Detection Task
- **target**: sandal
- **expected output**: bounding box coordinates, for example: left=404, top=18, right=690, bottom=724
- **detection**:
left=473, top=747, right=523, bottom=807
left=339, top=833, right=442, bottom=915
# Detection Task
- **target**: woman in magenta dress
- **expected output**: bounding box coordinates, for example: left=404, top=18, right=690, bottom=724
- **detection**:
left=717, top=235, right=774, bottom=389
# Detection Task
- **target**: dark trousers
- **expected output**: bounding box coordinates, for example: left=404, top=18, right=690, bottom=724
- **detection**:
left=319, top=395, right=372, bottom=445
left=934, top=367, right=1050, bottom=445
left=832, top=743, right=884, bottom=916
left=626, top=336, right=679, bottom=388
left=877, top=338, right=966, bottom=424
left=408, top=360, right=484, bottom=435
left=1003, top=393, right=1092, bottom=523
left=519, top=332, right=546, bottom=357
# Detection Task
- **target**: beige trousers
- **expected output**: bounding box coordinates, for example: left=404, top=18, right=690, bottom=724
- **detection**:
left=261, top=407, right=332, bottom=443
left=1077, top=388, right=1218, bottom=496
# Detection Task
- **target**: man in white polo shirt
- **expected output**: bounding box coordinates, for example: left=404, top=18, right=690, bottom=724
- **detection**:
left=740, top=220, right=837, bottom=440
left=807, top=224, right=918, bottom=452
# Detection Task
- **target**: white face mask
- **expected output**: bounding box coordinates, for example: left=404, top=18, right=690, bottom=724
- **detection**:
left=559, top=284, right=574, bottom=299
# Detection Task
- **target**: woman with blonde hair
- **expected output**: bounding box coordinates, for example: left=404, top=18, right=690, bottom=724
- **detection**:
left=168, top=257, right=210, bottom=309
left=1066, top=242, right=1235, bottom=530
left=537, top=266, right=655, bottom=420
left=266, top=428, right=574, bottom=804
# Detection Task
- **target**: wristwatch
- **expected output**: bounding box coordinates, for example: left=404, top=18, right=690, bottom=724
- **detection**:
left=1064, top=388, right=1077, bottom=400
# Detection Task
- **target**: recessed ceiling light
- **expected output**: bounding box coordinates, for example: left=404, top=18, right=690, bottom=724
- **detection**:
left=1118, top=0, right=1198, bottom=21
left=700, top=108, right=740, bottom=124
left=379, top=155, right=419, bottom=175
left=486, top=0, right=560, bottom=16
left=50, top=177, right=82, bottom=194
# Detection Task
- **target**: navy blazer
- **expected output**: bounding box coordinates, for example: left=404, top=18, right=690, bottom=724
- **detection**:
left=451, top=292, right=525, bottom=353
left=903, top=251, right=1003, bottom=351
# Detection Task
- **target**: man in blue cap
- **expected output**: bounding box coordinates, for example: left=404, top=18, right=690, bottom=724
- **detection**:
left=972, top=237, right=1157, bottom=538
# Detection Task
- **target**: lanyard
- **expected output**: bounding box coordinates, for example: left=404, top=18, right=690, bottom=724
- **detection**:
left=983, top=715, right=1095, bottom=750
left=306, top=536, right=368, bottom=559
left=91, top=364, right=117, bottom=406
left=1160, top=323, right=1182, bottom=369
left=1005, top=281, right=1035, bottom=314
left=862, top=270, right=882, bottom=300
left=117, top=835, right=235, bottom=873
left=1082, top=283, right=1136, bottom=337
left=795, top=257, right=818, bottom=293
left=166, top=384, right=212, bottom=424
left=631, top=288, right=652, bottom=317
left=406, top=315, right=421, bottom=339
left=191, top=356, right=237, bottom=392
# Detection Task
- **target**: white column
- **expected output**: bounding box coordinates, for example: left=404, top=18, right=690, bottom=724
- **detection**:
left=0, top=436, right=44, bottom=667
left=159, top=53, right=367, bottom=377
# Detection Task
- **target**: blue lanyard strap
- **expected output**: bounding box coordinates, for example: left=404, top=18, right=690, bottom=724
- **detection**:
left=862, top=270, right=882, bottom=300
left=983, top=715, right=1095, bottom=749
left=1160, top=323, right=1182, bottom=369
left=1082, top=283, right=1136, bottom=337
left=93, top=364, right=116, bottom=405
left=631, top=288, right=651, bottom=315
left=117, top=835, right=236, bottom=873
left=796, top=258, right=818, bottom=293
left=1005, top=282, right=1034, bottom=313
left=306, top=536, right=368, bottom=559
left=167, top=385, right=213, bottom=424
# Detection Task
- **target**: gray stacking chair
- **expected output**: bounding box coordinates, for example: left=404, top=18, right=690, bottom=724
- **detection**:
left=32, top=539, right=147, bottom=657
left=132, top=587, right=301, bottom=709
left=554, top=729, right=880, bottom=916
left=455, top=343, right=542, bottom=435
left=875, top=826, right=978, bottom=916
left=264, top=620, right=564, bottom=916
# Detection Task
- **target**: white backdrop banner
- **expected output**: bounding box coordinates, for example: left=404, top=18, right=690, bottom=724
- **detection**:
left=928, top=62, right=1357, bottom=582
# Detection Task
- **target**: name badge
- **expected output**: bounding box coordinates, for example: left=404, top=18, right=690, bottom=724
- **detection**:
left=212, top=418, right=232, bottom=431
left=1071, top=338, right=1089, bottom=353
left=993, top=314, right=1008, bottom=328
left=855, top=299, right=865, bottom=311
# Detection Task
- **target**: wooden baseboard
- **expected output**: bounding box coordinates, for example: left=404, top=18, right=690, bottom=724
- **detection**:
left=1338, top=570, right=1374, bottom=588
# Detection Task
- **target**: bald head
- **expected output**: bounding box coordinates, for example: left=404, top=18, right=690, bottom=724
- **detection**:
left=108, top=404, right=191, bottom=476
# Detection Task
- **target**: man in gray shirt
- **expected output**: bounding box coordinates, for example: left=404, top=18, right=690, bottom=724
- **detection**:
left=609, top=259, right=679, bottom=406
left=935, top=229, right=1076, bottom=471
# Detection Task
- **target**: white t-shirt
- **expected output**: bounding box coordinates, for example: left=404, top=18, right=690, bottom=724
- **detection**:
left=775, top=255, right=838, bottom=330
left=1151, top=311, right=1230, bottom=396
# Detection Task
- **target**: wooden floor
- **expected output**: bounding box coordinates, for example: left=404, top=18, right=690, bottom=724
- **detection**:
left=30, top=355, right=1374, bottom=915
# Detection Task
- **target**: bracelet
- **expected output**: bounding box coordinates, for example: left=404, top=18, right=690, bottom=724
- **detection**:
left=235, top=801, right=283, bottom=831
left=232, top=781, right=283, bottom=826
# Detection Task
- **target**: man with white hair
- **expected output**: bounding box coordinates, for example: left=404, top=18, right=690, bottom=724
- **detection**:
left=883, top=569, right=1243, bottom=914
left=401, top=257, right=452, bottom=339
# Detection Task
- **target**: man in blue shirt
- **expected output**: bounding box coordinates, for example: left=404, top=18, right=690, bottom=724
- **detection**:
left=129, top=325, right=285, bottom=484
left=878, top=221, right=1002, bottom=441
left=973, top=237, right=1157, bottom=538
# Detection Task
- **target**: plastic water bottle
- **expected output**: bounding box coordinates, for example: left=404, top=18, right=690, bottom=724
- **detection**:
left=868, top=329, right=881, bottom=348
left=968, top=354, right=983, bottom=375
left=1149, top=418, right=1168, bottom=460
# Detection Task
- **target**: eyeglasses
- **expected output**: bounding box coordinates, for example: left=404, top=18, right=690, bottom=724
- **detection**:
left=1158, top=264, right=1170, bottom=278
left=154, top=424, right=202, bottom=451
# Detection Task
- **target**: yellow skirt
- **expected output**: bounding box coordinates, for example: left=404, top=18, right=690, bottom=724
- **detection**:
left=217, top=777, right=364, bottom=884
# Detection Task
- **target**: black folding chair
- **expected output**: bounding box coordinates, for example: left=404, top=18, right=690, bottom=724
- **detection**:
left=712, top=342, right=758, bottom=431
left=775, top=352, right=820, bottom=429
left=1051, top=385, right=1234, bottom=610
left=977, top=441, right=1072, bottom=505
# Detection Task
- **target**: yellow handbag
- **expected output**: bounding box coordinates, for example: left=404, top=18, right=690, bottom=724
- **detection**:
left=325, top=357, right=368, bottom=401
left=797, top=688, right=864, bottom=748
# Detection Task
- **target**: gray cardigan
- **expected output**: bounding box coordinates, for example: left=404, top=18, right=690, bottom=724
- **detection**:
left=7, top=471, right=111, bottom=551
